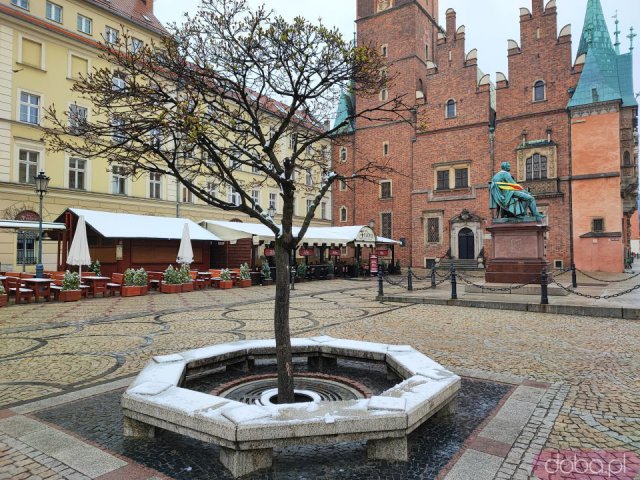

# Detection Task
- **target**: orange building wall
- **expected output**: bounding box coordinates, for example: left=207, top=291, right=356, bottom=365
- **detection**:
left=571, top=110, right=624, bottom=272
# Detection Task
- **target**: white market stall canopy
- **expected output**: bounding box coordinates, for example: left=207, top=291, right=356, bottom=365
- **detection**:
left=67, top=208, right=221, bottom=241
left=201, top=221, right=398, bottom=248
left=0, top=220, right=66, bottom=231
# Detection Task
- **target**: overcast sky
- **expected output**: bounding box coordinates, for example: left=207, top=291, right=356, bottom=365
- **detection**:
left=154, top=0, right=639, bottom=97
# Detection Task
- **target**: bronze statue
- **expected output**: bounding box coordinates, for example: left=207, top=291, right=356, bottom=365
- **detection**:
left=489, top=162, right=544, bottom=222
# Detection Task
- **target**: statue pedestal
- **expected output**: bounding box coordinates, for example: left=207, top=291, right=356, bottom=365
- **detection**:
left=486, top=222, right=549, bottom=284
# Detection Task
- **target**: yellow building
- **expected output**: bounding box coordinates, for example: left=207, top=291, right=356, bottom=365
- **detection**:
left=0, top=0, right=332, bottom=272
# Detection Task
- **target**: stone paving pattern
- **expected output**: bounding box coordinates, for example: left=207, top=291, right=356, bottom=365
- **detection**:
left=1, top=279, right=639, bottom=478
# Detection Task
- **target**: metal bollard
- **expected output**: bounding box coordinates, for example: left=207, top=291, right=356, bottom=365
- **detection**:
left=290, top=265, right=296, bottom=290
left=378, top=270, right=384, bottom=297
left=540, top=267, right=549, bottom=305
left=431, top=265, right=436, bottom=289
left=407, top=266, right=413, bottom=291
left=450, top=263, right=457, bottom=300
left=571, top=263, right=577, bottom=289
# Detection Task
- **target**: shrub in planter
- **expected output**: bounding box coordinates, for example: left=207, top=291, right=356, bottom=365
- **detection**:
left=237, top=263, right=252, bottom=288
left=297, top=264, right=307, bottom=281
left=60, top=270, right=82, bottom=302
left=219, top=268, right=233, bottom=289
left=89, top=259, right=102, bottom=276
left=179, top=264, right=194, bottom=292
left=122, top=268, right=148, bottom=297
left=161, top=265, right=183, bottom=293
left=261, top=262, right=273, bottom=286
left=0, top=283, right=8, bottom=307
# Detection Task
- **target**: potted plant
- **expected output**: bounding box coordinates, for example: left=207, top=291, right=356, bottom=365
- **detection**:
left=261, top=261, right=273, bottom=286
left=89, top=260, right=101, bottom=276
left=59, top=270, right=82, bottom=302
left=0, top=283, right=8, bottom=307
left=122, top=268, right=148, bottom=297
left=160, top=265, right=183, bottom=293
left=219, top=268, right=233, bottom=289
left=297, top=263, right=307, bottom=282
left=180, top=264, right=194, bottom=292
left=237, top=263, right=252, bottom=288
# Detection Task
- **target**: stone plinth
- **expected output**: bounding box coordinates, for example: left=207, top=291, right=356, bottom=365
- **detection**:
left=486, top=222, right=549, bottom=284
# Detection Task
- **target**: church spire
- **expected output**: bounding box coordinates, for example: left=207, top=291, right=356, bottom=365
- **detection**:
left=577, top=0, right=614, bottom=57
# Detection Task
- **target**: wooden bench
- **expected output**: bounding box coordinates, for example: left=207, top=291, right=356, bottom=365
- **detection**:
left=107, top=273, right=124, bottom=297
left=6, top=276, right=34, bottom=304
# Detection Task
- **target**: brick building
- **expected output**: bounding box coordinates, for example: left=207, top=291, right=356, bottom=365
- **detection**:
left=333, top=0, right=638, bottom=272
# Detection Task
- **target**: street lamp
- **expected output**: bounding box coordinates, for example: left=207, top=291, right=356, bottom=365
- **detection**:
left=34, top=171, right=50, bottom=278
left=267, top=205, right=277, bottom=220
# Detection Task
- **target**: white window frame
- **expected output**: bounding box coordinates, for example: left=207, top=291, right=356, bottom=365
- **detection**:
left=306, top=170, right=313, bottom=187
left=268, top=192, right=277, bottom=211
left=380, top=212, right=393, bottom=239
left=306, top=199, right=313, bottom=213
left=289, top=132, right=297, bottom=150
left=149, top=172, right=162, bottom=199
left=14, top=140, right=45, bottom=184
left=18, top=90, right=41, bottom=125
left=112, top=117, right=126, bottom=143
left=131, top=37, right=144, bottom=53
left=112, top=71, right=126, bottom=91
left=111, top=165, right=128, bottom=195
left=18, top=149, right=40, bottom=185
left=227, top=186, right=241, bottom=206
left=68, top=103, right=88, bottom=133
left=18, top=34, right=45, bottom=70
left=77, top=14, right=92, bottom=35
left=105, top=26, right=119, bottom=44
left=67, top=157, right=87, bottom=190
left=11, top=0, right=29, bottom=10
left=46, top=2, right=63, bottom=23
left=321, top=201, right=327, bottom=220
left=251, top=189, right=260, bottom=208
left=181, top=186, right=193, bottom=203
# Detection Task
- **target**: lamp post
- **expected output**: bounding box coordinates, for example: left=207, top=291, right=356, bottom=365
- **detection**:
left=34, top=171, right=50, bottom=278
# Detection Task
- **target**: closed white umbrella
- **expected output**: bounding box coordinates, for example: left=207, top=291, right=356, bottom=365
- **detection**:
left=176, top=222, right=194, bottom=265
left=67, top=215, right=92, bottom=276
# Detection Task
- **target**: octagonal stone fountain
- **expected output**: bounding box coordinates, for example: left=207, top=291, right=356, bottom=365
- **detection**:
left=122, top=336, right=460, bottom=477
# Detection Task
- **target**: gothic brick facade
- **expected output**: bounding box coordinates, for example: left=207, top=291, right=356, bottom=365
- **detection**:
left=333, top=0, right=638, bottom=272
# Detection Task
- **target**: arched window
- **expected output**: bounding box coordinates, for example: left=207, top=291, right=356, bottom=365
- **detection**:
left=445, top=99, right=456, bottom=118
left=525, top=153, right=548, bottom=180
left=339, top=147, right=347, bottom=162
left=339, top=206, right=348, bottom=222
left=533, top=80, right=546, bottom=102
left=623, top=151, right=631, bottom=166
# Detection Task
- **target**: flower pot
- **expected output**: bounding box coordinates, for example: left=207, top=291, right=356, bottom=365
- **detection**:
left=121, top=285, right=148, bottom=297
left=237, top=279, right=252, bottom=288
left=182, top=282, right=194, bottom=292
left=160, top=283, right=182, bottom=294
left=262, top=278, right=273, bottom=286
left=0, top=294, right=8, bottom=307
left=219, top=280, right=233, bottom=289
left=59, top=289, right=82, bottom=302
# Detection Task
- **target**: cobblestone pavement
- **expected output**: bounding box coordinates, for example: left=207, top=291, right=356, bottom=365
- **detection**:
left=1, top=279, right=639, bottom=478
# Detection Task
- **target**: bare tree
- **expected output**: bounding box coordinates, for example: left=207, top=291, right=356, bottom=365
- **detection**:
left=44, top=0, right=409, bottom=402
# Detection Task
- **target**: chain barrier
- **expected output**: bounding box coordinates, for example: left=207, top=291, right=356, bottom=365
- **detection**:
left=553, top=268, right=571, bottom=277
left=551, top=279, right=640, bottom=299
left=456, top=272, right=537, bottom=292
left=410, top=271, right=431, bottom=281
left=382, top=275, right=408, bottom=288
left=575, top=268, right=640, bottom=283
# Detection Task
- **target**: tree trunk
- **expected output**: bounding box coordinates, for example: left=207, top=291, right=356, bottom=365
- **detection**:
left=274, top=238, right=295, bottom=403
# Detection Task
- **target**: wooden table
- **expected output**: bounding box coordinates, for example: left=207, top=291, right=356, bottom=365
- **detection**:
left=22, top=278, right=53, bottom=302
left=197, top=272, right=212, bottom=287
left=82, top=276, right=111, bottom=298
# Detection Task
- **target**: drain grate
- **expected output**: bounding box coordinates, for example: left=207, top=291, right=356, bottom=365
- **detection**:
left=214, top=374, right=369, bottom=404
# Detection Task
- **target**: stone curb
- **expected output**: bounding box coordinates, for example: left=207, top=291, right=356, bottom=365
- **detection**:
left=378, top=296, right=640, bottom=320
